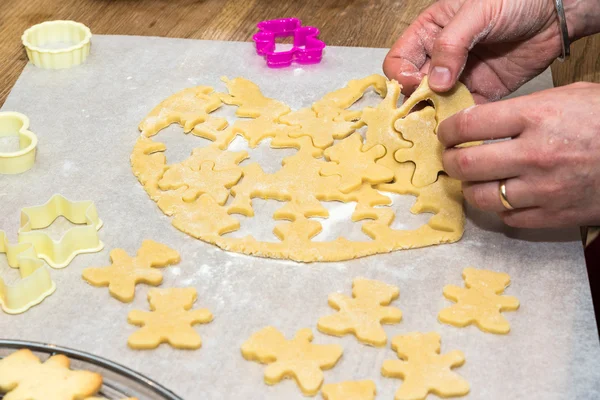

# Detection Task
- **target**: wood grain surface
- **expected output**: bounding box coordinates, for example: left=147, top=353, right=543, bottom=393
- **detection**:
left=1, top=0, right=598, bottom=107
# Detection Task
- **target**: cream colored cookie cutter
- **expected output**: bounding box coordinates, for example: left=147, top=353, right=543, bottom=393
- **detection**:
left=0, top=112, right=38, bottom=174
left=18, top=194, right=104, bottom=269
left=0, top=231, right=56, bottom=314
left=21, top=20, right=92, bottom=69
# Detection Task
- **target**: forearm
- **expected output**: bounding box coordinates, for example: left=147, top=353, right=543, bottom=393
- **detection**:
left=564, top=0, right=600, bottom=41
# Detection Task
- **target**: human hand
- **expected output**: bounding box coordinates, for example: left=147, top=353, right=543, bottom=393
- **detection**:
left=383, top=0, right=595, bottom=103
left=437, top=82, right=600, bottom=228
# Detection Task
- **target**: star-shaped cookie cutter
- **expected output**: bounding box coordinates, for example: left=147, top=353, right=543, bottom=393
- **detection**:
left=18, top=194, right=104, bottom=269
left=0, top=112, right=38, bottom=174
left=0, top=231, right=56, bottom=314
left=252, top=17, right=326, bottom=68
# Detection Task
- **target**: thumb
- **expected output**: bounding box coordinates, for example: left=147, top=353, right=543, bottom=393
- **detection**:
left=429, top=2, right=494, bottom=92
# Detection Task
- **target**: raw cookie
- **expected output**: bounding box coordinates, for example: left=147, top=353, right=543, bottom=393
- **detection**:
left=382, top=332, right=469, bottom=400
left=321, top=380, right=376, bottom=400
left=438, top=267, right=520, bottom=334
left=317, top=278, right=402, bottom=346
left=241, top=326, right=343, bottom=396
left=0, top=349, right=102, bottom=400
left=127, top=287, right=213, bottom=350
left=82, top=240, right=180, bottom=303
left=131, top=76, right=474, bottom=262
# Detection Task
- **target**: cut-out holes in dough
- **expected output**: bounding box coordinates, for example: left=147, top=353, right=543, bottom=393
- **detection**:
left=228, top=136, right=297, bottom=174
left=347, top=87, right=391, bottom=112
left=312, top=201, right=373, bottom=242
left=157, top=124, right=213, bottom=166
left=379, top=192, right=433, bottom=231
left=223, top=199, right=283, bottom=242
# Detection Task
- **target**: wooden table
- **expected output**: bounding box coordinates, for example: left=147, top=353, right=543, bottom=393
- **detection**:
left=1, top=0, right=599, bottom=106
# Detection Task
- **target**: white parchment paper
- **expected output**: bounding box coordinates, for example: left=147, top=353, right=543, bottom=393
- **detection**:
left=1, top=36, right=599, bottom=399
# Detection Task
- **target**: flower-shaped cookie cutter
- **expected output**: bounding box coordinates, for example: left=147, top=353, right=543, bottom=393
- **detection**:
left=18, top=194, right=104, bottom=269
left=0, top=112, right=38, bottom=174
left=21, top=20, right=92, bottom=69
left=252, top=18, right=325, bottom=68
left=0, top=231, right=56, bottom=314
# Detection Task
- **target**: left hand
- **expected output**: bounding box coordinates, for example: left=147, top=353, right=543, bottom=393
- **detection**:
left=437, top=81, right=600, bottom=228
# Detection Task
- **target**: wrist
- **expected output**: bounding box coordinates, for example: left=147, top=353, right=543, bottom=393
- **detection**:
left=563, top=0, right=600, bottom=41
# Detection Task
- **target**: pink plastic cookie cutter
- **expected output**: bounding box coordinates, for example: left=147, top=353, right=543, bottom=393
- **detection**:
left=252, top=18, right=326, bottom=68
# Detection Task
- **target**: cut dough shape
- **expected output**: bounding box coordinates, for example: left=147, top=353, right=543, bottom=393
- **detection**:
left=321, top=380, right=377, bottom=400
left=0, top=349, right=102, bottom=400
left=382, top=332, right=470, bottom=400
left=438, top=267, right=519, bottom=334
left=394, top=107, right=444, bottom=187
left=317, top=278, right=402, bottom=346
left=241, top=326, right=343, bottom=396
left=321, top=133, right=394, bottom=193
left=127, top=287, right=213, bottom=350
left=131, top=76, right=474, bottom=262
left=82, top=240, right=180, bottom=303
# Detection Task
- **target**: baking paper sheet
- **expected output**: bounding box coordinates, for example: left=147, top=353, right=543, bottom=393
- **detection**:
left=1, top=36, right=599, bottom=399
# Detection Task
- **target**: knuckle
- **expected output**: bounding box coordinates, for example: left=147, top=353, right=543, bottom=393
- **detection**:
left=433, top=36, right=465, bottom=54
left=455, top=152, right=473, bottom=178
left=499, top=212, right=524, bottom=228
left=527, top=148, right=555, bottom=170
left=466, top=185, right=490, bottom=210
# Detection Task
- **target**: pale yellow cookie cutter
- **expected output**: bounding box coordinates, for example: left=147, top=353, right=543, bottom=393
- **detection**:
left=18, top=194, right=104, bottom=269
left=0, top=231, right=56, bottom=314
left=0, top=112, right=38, bottom=174
left=21, top=20, right=92, bottom=69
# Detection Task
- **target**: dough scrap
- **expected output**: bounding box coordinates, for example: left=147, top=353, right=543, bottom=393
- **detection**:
left=131, top=76, right=474, bottom=261
left=241, top=326, right=343, bottom=396
left=321, top=380, right=377, bottom=400
left=438, top=267, right=519, bottom=334
left=0, top=349, right=102, bottom=400
left=317, top=278, right=402, bottom=346
left=82, top=240, right=180, bottom=303
left=127, top=287, right=213, bottom=350
left=382, top=332, right=470, bottom=400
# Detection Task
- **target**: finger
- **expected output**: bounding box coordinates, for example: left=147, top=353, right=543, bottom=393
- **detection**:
left=442, top=139, right=524, bottom=182
left=463, top=179, right=537, bottom=213
left=428, top=1, right=496, bottom=91
left=384, top=31, right=429, bottom=95
left=438, top=101, right=525, bottom=148
left=498, top=207, right=575, bottom=229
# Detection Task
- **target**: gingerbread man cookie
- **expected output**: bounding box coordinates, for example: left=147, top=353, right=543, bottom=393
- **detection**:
left=82, top=240, right=180, bottom=302
left=127, top=287, right=213, bottom=350
left=382, top=332, right=469, bottom=400
left=438, top=267, right=520, bottom=334
left=317, top=278, right=402, bottom=346
left=241, top=326, right=343, bottom=396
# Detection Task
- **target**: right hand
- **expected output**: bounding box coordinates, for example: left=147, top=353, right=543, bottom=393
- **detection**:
left=384, top=0, right=567, bottom=103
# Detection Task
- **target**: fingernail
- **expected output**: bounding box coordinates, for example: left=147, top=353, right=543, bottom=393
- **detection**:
left=430, top=66, right=451, bottom=89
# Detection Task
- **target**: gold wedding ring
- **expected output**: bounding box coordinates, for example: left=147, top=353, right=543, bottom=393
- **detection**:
left=499, top=179, right=515, bottom=210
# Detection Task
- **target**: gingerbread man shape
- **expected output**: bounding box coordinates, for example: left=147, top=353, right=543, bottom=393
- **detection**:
left=0, top=349, right=102, bottom=400
left=317, top=278, right=402, bottom=346
left=82, top=240, right=180, bottom=302
left=382, top=332, right=469, bottom=400
left=127, top=287, right=213, bottom=350
left=241, top=326, right=343, bottom=396
left=438, top=267, right=520, bottom=334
